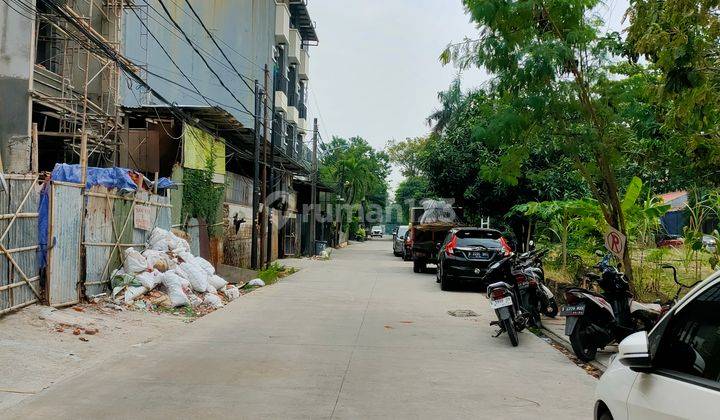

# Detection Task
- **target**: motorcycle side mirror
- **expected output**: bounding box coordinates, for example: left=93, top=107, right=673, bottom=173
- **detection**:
left=435, top=242, right=442, bottom=250
left=618, top=331, right=652, bottom=372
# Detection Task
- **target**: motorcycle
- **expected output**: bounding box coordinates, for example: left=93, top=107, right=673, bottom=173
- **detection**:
left=483, top=253, right=540, bottom=346
left=560, top=253, right=662, bottom=362
left=516, top=248, right=559, bottom=318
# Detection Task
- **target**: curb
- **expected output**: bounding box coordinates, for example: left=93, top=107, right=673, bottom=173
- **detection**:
left=541, top=324, right=609, bottom=373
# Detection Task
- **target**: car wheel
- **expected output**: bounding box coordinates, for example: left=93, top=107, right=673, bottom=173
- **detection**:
left=597, top=410, right=613, bottom=420
left=413, top=260, right=422, bottom=273
left=394, top=250, right=402, bottom=257
left=440, top=267, right=453, bottom=291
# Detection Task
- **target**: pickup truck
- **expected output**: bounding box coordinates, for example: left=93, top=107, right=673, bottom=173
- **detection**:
left=408, top=205, right=463, bottom=273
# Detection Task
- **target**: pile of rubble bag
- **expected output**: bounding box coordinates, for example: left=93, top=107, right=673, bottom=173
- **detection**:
left=110, top=227, right=241, bottom=312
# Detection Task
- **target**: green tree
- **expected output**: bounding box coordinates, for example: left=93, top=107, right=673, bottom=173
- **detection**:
left=626, top=0, right=720, bottom=187
left=386, top=136, right=429, bottom=178
left=427, top=78, right=464, bottom=134
left=320, top=136, right=390, bottom=233
left=439, top=0, right=662, bottom=280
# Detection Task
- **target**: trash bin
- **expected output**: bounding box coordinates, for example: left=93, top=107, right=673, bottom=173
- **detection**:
left=315, top=240, right=328, bottom=255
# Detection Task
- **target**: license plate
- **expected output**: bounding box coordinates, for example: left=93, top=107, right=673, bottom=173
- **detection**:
left=490, top=296, right=513, bottom=309
left=560, top=303, right=586, bottom=317
left=468, top=251, right=490, bottom=259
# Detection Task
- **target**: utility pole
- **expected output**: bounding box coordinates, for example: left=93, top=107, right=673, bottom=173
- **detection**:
left=267, top=76, right=277, bottom=267
left=310, top=118, right=318, bottom=255
left=260, top=65, right=270, bottom=266
left=251, top=80, right=261, bottom=269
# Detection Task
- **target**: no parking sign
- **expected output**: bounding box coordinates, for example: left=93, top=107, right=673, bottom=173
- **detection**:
left=604, top=227, right=626, bottom=259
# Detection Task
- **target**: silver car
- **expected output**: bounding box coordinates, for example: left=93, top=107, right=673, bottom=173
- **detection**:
left=393, top=226, right=409, bottom=257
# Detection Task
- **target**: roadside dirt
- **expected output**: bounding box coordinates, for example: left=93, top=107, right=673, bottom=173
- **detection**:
left=0, top=303, right=185, bottom=411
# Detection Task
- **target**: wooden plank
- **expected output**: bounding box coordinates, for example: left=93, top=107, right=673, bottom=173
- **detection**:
left=47, top=183, right=82, bottom=307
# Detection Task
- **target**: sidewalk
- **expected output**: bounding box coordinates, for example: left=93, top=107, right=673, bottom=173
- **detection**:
left=541, top=316, right=614, bottom=371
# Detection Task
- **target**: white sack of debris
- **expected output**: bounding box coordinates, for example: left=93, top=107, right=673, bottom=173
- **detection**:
left=179, top=261, right=209, bottom=293
left=148, top=227, right=191, bottom=253
left=124, top=247, right=150, bottom=274
left=208, top=274, right=228, bottom=290
left=107, top=229, right=239, bottom=314
left=248, top=278, right=265, bottom=287
left=162, top=270, right=191, bottom=307
left=203, top=293, right=223, bottom=309
left=221, top=285, right=240, bottom=301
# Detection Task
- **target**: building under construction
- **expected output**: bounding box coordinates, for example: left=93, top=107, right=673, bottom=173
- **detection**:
left=0, top=0, right=336, bottom=315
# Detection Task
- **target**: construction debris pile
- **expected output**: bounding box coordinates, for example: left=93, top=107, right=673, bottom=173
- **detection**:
left=110, top=228, right=241, bottom=313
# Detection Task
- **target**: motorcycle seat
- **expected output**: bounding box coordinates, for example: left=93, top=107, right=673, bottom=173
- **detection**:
left=631, top=300, right=662, bottom=314
left=566, top=286, right=605, bottom=299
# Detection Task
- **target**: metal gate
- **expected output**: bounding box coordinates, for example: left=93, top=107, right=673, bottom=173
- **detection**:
left=47, top=181, right=83, bottom=307
left=283, top=213, right=297, bottom=256
left=0, top=175, right=42, bottom=315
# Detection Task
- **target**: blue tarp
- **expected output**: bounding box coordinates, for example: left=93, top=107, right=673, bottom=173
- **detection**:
left=38, top=164, right=175, bottom=269
left=51, top=163, right=139, bottom=191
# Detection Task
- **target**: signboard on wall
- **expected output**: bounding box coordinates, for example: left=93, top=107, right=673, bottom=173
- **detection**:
left=134, top=205, right=153, bottom=231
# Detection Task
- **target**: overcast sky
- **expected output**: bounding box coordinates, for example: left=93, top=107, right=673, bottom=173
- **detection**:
left=306, top=0, right=630, bottom=193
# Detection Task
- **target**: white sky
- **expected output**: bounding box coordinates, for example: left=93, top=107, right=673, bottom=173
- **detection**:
left=307, top=0, right=630, bottom=193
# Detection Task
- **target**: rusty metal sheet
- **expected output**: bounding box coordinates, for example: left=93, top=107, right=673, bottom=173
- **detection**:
left=8, top=178, right=40, bottom=309
left=84, top=186, right=114, bottom=297
left=0, top=176, right=41, bottom=315
left=47, top=182, right=82, bottom=307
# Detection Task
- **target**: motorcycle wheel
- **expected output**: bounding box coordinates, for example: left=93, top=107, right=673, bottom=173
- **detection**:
left=531, top=306, right=543, bottom=328
left=502, top=318, right=519, bottom=347
left=542, top=298, right=559, bottom=318
left=569, top=318, right=598, bottom=362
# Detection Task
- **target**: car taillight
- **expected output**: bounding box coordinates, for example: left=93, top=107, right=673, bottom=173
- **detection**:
left=490, top=288, right=507, bottom=300
left=499, top=237, right=512, bottom=256
left=445, top=234, right=457, bottom=255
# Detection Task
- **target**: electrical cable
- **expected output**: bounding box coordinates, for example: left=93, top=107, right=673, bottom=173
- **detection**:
left=182, top=0, right=256, bottom=92
left=128, top=5, right=221, bottom=113
left=155, top=0, right=255, bottom=117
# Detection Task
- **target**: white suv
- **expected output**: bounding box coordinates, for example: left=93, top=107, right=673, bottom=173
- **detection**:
left=594, top=273, right=720, bottom=419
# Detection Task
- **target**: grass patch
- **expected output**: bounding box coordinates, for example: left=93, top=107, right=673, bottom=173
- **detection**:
left=542, top=245, right=713, bottom=302
left=252, top=262, right=299, bottom=287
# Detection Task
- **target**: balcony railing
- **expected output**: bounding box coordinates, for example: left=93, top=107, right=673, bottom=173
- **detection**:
left=298, top=102, right=307, bottom=119
left=274, top=72, right=289, bottom=95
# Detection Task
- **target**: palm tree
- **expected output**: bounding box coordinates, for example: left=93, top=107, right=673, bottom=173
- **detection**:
left=427, top=78, right=463, bottom=134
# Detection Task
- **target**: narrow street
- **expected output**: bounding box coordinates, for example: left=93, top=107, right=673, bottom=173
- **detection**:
left=7, top=240, right=596, bottom=419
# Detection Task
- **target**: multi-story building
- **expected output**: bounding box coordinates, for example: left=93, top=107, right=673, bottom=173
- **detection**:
left=0, top=1, right=320, bottom=270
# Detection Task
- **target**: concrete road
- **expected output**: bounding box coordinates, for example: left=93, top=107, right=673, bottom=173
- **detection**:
left=7, top=239, right=597, bottom=419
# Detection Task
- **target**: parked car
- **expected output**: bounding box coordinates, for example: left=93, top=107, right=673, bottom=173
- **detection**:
left=393, top=226, right=409, bottom=257
left=594, top=272, right=720, bottom=420
left=656, top=233, right=684, bottom=248
left=435, top=228, right=511, bottom=289
left=370, top=226, right=383, bottom=238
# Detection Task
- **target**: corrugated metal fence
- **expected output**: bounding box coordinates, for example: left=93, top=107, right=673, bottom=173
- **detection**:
left=45, top=183, right=172, bottom=307
left=0, top=175, right=41, bottom=315
left=83, top=186, right=171, bottom=297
